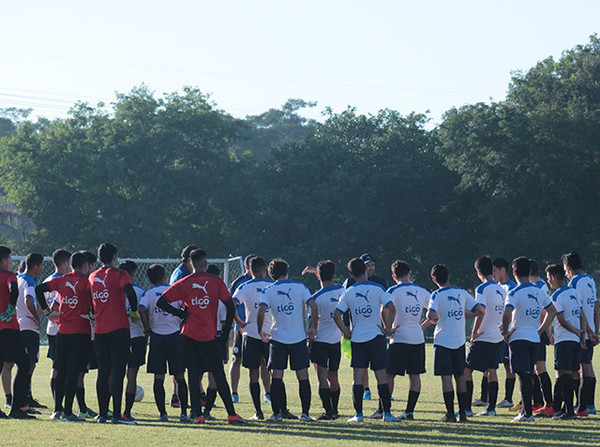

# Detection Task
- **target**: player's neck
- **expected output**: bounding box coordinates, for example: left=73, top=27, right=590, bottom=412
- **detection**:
left=515, top=276, right=528, bottom=285
left=530, top=276, right=541, bottom=282
left=480, top=275, right=493, bottom=283
left=320, top=280, right=334, bottom=288
left=352, top=274, right=368, bottom=282
left=396, top=276, right=410, bottom=284
left=436, top=282, right=450, bottom=289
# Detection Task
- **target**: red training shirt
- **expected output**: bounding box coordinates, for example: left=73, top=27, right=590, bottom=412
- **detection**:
left=0, top=268, right=19, bottom=331
left=89, top=266, right=132, bottom=335
left=46, top=271, right=92, bottom=335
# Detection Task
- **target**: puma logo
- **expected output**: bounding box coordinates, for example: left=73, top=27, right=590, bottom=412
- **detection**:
left=65, top=281, right=79, bottom=295
left=277, top=288, right=292, bottom=300
left=93, top=276, right=107, bottom=288
left=447, top=296, right=460, bottom=304
left=406, top=290, right=419, bottom=302
left=355, top=290, right=370, bottom=303
left=526, top=293, right=539, bottom=305
left=192, top=281, right=209, bottom=294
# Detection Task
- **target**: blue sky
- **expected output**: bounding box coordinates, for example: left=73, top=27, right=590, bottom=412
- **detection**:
left=1, top=0, right=599, bottom=123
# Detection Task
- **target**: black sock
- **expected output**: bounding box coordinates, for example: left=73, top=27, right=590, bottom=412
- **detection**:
left=205, top=387, right=217, bottom=413
left=176, top=378, right=188, bottom=414
left=573, top=378, right=580, bottom=407
left=561, top=374, right=574, bottom=415
left=457, top=392, right=468, bottom=415
left=330, top=388, right=340, bottom=414
left=153, top=379, right=166, bottom=415
left=553, top=377, right=563, bottom=412
left=171, top=393, right=179, bottom=404
left=377, top=397, right=383, bottom=413
left=281, top=382, right=288, bottom=412
left=352, top=384, right=364, bottom=414
left=50, top=378, right=56, bottom=401
left=487, top=381, right=499, bottom=411
left=465, top=380, right=473, bottom=411
left=505, top=377, right=516, bottom=402
left=5, top=394, right=11, bottom=406
left=539, top=372, right=553, bottom=405
left=532, top=374, right=543, bottom=405
left=378, top=384, right=392, bottom=413
left=480, top=376, right=488, bottom=401
left=443, top=391, right=454, bottom=415
left=271, top=378, right=284, bottom=415
left=124, top=392, right=135, bottom=416
left=591, top=377, right=597, bottom=407
left=406, top=390, right=420, bottom=413
left=579, top=377, right=592, bottom=410
left=212, top=369, right=235, bottom=417
left=250, top=382, right=262, bottom=415
left=318, top=388, right=333, bottom=415
left=76, top=387, right=87, bottom=413
left=299, top=380, right=311, bottom=415
left=517, top=373, right=533, bottom=417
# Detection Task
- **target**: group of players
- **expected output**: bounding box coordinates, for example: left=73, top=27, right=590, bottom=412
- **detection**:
left=0, top=242, right=597, bottom=425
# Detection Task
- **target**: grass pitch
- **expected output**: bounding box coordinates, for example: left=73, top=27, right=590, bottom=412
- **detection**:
left=2, top=344, right=599, bottom=446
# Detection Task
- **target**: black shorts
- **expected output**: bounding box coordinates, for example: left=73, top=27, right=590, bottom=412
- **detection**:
left=581, top=340, right=594, bottom=365
left=183, top=336, right=226, bottom=374
left=268, top=339, right=310, bottom=371
left=508, top=340, right=536, bottom=374
left=232, top=330, right=243, bottom=358
left=466, top=341, right=503, bottom=372
left=55, top=333, right=92, bottom=374
left=94, top=328, right=130, bottom=377
left=128, top=336, right=147, bottom=368
left=502, top=341, right=510, bottom=364
left=21, top=330, right=40, bottom=363
left=87, top=342, right=98, bottom=371
left=242, top=335, right=269, bottom=370
left=0, top=329, right=28, bottom=369
left=554, top=341, right=582, bottom=372
left=434, top=344, right=466, bottom=376
left=147, top=332, right=184, bottom=376
left=310, top=341, right=341, bottom=372
left=533, top=332, right=549, bottom=363
left=388, top=342, right=426, bottom=376
left=351, top=335, right=388, bottom=371
left=47, top=334, right=56, bottom=361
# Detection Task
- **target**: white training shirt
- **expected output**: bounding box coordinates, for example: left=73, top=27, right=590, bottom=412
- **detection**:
left=233, top=278, right=274, bottom=340
left=505, top=283, right=552, bottom=343
left=428, top=286, right=478, bottom=349
left=552, top=285, right=584, bottom=344
left=139, top=284, right=183, bottom=335
left=44, top=273, right=62, bottom=336
left=569, top=274, right=597, bottom=337
left=126, top=284, right=146, bottom=338
left=260, top=280, right=312, bottom=344
left=336, top=281, right=393, bottom=343
left=387, top=282, right=429, bottom=345
left=533, top=280, right=550, bottom=297
left=217, top=300, right=227, bottom=332
left=472, top=281, right=505, bottom=343
left=311, top=284, right=344, bottom=344
left=17, top=273, right=40, bottom=333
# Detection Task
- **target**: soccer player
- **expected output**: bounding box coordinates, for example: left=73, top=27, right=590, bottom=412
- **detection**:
left=562, top=251, right=599, bottom=415
left=89, top=243, right=140, bottom=424
left=118, top=260, right=146, bottom=421
left=139, top=264, right=189, bottom=422
left=231, top=256, right=273, bottom=420
left=0, top=245, right=39, bottom=419
left=502, top=256, right=556, bottom=422
left=257, top=258, right=318, bottom=422
left=35, top=251, right=92, bottom=422
left=427, top=263, right=484, bottom=422
left=333, top=257, right=398, bottom=423
left=545, top=264, right=587, bottom=419
left=464, top=256, right=505, bottom=417
left=157, top=249, right=245, bottom=424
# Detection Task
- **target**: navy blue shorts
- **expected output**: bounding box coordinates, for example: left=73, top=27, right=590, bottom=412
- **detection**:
left=434, top=344, right=466, bottom=376
left=47, top=334, right=56, bottom=361
left=502, top=341, right=510, bottom=364
left=581, top=340, right=594, bottom=365
left=554, top=341, right=581, bottom=371
left=21, top=330, right=40, bottom=363
left=232, top=330, right=243, bottom=358
left=242, top=335, right=269, bottom=370
left=533, top=332, right=549, bottom=363
left=310, top=341, right=341, bottom=371
left=509, top=340, right=536, bottom=374
left=387, top=342, right=425, bottom=376
left=87, top=342, right=98, bottom=371
left=351, top=335, right=388, bottom=371
left=55, top=333, right=91, bottom=374
left=147, top=332, right=184, bottom=375
left=183, top=336, right=226, bottom=374
left=268, top=339, right=310, bottom=371
left=466, top=341, right=503, bottom=372
left=128, top=336, right=147, bottom=368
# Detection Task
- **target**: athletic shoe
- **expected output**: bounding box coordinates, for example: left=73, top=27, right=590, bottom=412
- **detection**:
left=532, top=403, right=543, bottom=412
left=267, top=412, right=283, bottom=422
left=316, top=413, right=333, bottom=420
left=228, top=414, right=247, bottom=424
left=281, top=409, right=298, bottom=420
left=4, top=404, right=10, bottom=409
left=390, top=395, right=395, bottom=401
left=367, top=410, right=383, bottom=419
left=472, top=398, right=488, bottom=407
left=50, top=411, right=63, bottom=420
left=509, top=403, right=522, bottom=412
left=496, top=399, right=513, bottom=408
left=78, top=409, right=98, bottom=419
left=455, top=410, right=473, bottom=417
left=576, top=409, right=588, bottom=417
left=170, top=395, right=181, bottom=408
left=24, top=407, right=41, bottom=415
left=231, top=393, right=239, bottom=404
left=347, top=413, right=364, bottom=423
left=587, top=405, right=597, bottom=415
left=512, top=413, right=534, bottom=422
left=553, top=412, right=576, bottom=420
left=363, top=389, right=371, bottom=400
left=533, top=403, right=551, bottom=414
left=158, top=413, right=169, bottom=422
left=399, top=411, right=414, bottom=420
left=179, top=414, right=192, bottom=423
left=112, top=416, right=137, bottom=425
left=264, top=393, right=271, bottom=403
left=28, top=398, right=47, bottom=409
left=189, top=409, right=197, bottom=419
left=250, top=412, right=264, bottom=420
left=62, top=414, right=84, bottom=422
left=441, top=413, right=456, bottom=422
left=382, top=412, right=401, bottom=422
left=458, top=412, right=469, bottom=422
left=194, top=415, right=206, bottom=424
left=94, top=415, right=108, bottom=424
left=203, top=411, right=216, bottom=421
left=9, top=409, right=35, bottom=419
left=550, top=410, right=565, bottom=419
left=477, top=409, right=496, bottom=416
left=331, top=413, right=340, bottom=420
left=107, top=410, right=113, bottom=418
left=300, top=413, right=314, bottom=422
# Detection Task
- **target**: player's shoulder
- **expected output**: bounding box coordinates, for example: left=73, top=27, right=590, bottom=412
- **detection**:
left=18, top=273, right=36, bottom=287
left=313, top=283, right=343, bottom=300
left=508, top=282, right=529, bottom=297
left=363, top=280, right=387, bottom=292
left=476, top=280, right=497, bottom=294
left=551, top=285, right=569, bottom=301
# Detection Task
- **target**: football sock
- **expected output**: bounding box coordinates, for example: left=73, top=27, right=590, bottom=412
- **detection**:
left=406, top=390, right=420, bottom=413
left=561, top=374, right=574, bottom=415
left=153, top=378, right=166, bottom=415
left=318, top=388, right=333, bottom=415
left=517, top=372, right=533, bottom=417
left=487, top=381, right=498, bottom=411
left=505, top=377, right=516, bottom=402
left=532, top=374, right=543, bottom=405
left=299, top=380, right=311, bottom=415
left=480, top=376, right=488, bottom=401
left=539, top=372, right=553, bottom=405
left=573, top=378, right=580, bottom=408
left=465, top=380, right=473, bottom=411
left=553, top=377, right=563, bottom=413
left=270, top=378, right=284, bottom=415
left=212, top=368, right=236, bottom=416
left=76, top=387, right=87, bottom=413
left=205, top=387, right=217, bottom=413
left=443, top=391, right=454, bottom=415
left=457, top=392, right=468, bottom=416
left=124, top=392, right=135, bottom=416
left=377, top=384, right=392, bottom=413
left=330, top=388, right=340, bottom=414
left=250, top=382, right=262, bottom=414
left=176, top=378, right=188, bottom=414
left=352, top=384, right=364, bottom=414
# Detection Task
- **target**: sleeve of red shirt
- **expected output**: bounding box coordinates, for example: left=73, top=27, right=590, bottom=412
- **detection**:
left=6, top=273, right=17, bottom=288
left=45, top=277, right=61, bottom=292
left=119, top=270, right=132, bottom=289
left=218, top=279, right=232, bottom=303
left=162, top=282, right=182, bottom=304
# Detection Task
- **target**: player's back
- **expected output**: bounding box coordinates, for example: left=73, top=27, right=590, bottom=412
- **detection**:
left=260, top=280, right=311, bottom=344
left=16, top=273, right=38, bottom=331
left=474, top=281, right=505, bottom=343
left=429, top=286, right=476, bottom=349
left=551, top=285, right=583, bottom=344
left=89, top=266, right=131, bottom=334
left=388, top=282, right=429, bottom=345
left=506, top=283, right=551, bottom=343
left=140, top=284, right=182, bottom=335
left=570, top=274, right=597, bottom=334
left=233, top=278, right=273, bottom=340
left=312, top=284, right=344, bottom=344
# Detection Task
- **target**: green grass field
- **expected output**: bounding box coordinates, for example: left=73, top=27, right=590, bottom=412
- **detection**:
left=3, top=344, right=600, bottom=446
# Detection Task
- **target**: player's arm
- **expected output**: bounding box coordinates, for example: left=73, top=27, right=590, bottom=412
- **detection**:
left=257, top=303, right=269, bottom=342
left=538, top=303, right=557, bottom=336
left=426, top=309, right=437, bottom=323
left=333, top=309, right=351, bottom=339
left=502, top=305, right=514, bottom=342
left=471, top=310, right=485, bottom=341
left=466, top=303, right=484, bottom=320
left=593, top=301, right=600, bottom=341
left=218, top=299, right=235, bottom=345
left=156, top=295, right=187, bottom=320
left=34, top=283, right=61, bottom=318
left=306, top=299, right=318, bottom=340
left=579, top=308, right=589, bottom=348
left=301, top=266, right=317, bottom=276
left=380, top=302, right=395, bottom=337
left=138, top=304, right=151, bottom=337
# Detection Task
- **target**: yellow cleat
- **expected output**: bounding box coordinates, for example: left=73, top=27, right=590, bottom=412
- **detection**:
left=509, top=402, right=522, bottom=412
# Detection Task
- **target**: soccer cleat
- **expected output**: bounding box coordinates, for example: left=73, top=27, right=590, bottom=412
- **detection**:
left=382, top=412, right=401, bottom=422
left=316, top=413, right=333, bottom=421
left=9, top=409, right=35, bottom=419
left=532, top=403, right=543, bottom=412
left=107, top=410, right=113, bottom=418
left=170, top=394, right=181, bottom=408
left=477, top=409, right=496, bottom=416
left=250, top=412, right=264, bottom=420
left=576, top=409, right=588, bottom=417
left=512, top=413, right=534, bottom=422
left=587, top=405, right=597, bottom=415
left=399, top=411, right=414, bottom=420
left=62, top=414, right=84, bottom=422
left=112, top=416, right=137, bottom=425
left=347, top=413, right=364, bottom=423
left=441, top=413, right=457, bottom=422
left=367, top=410, right=383, bottom=419
left=363, top=389, right=371, bottom=400
left=281, top=409, right=298, bottom=420
left=94, top=415, right=108, bottom=424
left=24, top=407, right=41, bottom=415
left=79, top=408, right=98, bottom=419
left=509, top=402, right=522, bottom=412
left=300, top=413, right=314, bottom=422
left=158, top=413, right=169, bottom=422
left=228, top=414, right=247, bottom=424
left=472, top=398, right=488, bottom=407
left=28, top=398, right=47, bottom=409
left=263, top=393, right=271, bottom=403
left=331, top=413, right=340, bottom=420
left=458, top=412, right=469, bottom=422
left=390, top=395, right=395, bottom=401
left=496, top=399, right=513, bottom=408
left=50, top=411, right=63, bottom=420
left=179, top=414, right=192, bottom=423
left=193, top=415, right=206, bottom=424
left=553, top=412, right=576, bottom=420
left=203, top=411, right=216, bottom=421
left=455, top=410, right=473, bottom=417
left=267, top=412, right=283, bottom=422
left=122, top=414, right=136, bottom=422
left=231, top=393, right=239, bottom=404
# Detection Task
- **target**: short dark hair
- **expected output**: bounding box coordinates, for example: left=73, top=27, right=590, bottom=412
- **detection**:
left=70, top=252, right=87, bottom=269
left=545, top=264, right=565, bottom=281
left=81, top=250, right=97, bottom=265
left=268, top=258, right=289, bottom=280
left=250, top=256, right=266, bottom=275
left=529, top=259, right=540, bottom=276
left=52, top=249, right=71, bottom=268
left=474, top=256, right=493, bottom=276
left=431, top=264, right=449, bottom=284
left=512, top=256, right=530, bottom=277
left=0, top=246, right=11, bottom=262
left=118, top=260, right=137, bottom=275
left=391, top=260, right=410, bottom=278
left=18, top=260, right=26, bottom=273
left=562, top=252, right=582, bottom=270
left=181, top=245, right=199, bottom=262
left=492, top=258, right=509, bottom=271
left=317, top=260, right=335, bottom=282
left=244, top=254, right=258, bottom=267
left=146, top=264, right=166, bottom=285
left=190, top=249, right=207, bottom=268
left=347, top=258, right=366, bottom=277
left=26, top=252, right=44, bottom=269
left=207, top=264, right=221, bottom=276
left=98, top=243, right=118, bottom=264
